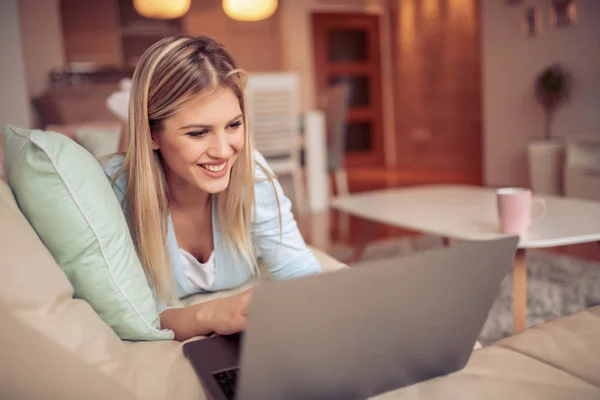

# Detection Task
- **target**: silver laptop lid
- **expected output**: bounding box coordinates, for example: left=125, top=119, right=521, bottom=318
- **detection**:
left=237, top=237, right=519, bottom=399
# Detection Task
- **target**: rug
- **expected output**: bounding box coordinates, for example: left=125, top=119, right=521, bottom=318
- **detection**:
left=326, top=236, right=600, bottom=346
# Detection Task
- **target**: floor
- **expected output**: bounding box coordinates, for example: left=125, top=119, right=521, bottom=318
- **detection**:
left=295, top=166, right=600, bottom=264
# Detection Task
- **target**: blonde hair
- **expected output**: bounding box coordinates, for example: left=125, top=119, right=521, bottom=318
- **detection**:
left=113, top=36, right=259, bottom=302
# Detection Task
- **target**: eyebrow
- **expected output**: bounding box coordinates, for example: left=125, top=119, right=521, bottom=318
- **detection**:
left=179, top=114, right=243, bottom=130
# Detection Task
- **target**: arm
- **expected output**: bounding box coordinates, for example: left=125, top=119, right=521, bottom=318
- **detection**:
left=160, top=304, right=213, bottom=342
left=252, top=152, right=322, bottom=279
left=159, top=290, right=252, bottom=342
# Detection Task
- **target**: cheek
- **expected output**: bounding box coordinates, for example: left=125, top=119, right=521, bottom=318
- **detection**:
left=231, top=130, right=245, bottom=152
left=161, top=138, right=199, bottom=166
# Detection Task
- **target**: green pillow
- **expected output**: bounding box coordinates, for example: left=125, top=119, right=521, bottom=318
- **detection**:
left=3, top=124, right=173, bottom=341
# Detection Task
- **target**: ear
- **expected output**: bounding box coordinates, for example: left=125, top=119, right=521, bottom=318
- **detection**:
left=151, top=134, right=160, bottom=150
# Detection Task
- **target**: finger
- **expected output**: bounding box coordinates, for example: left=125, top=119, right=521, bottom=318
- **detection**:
left=237, top=292, right=251, bottom=315
left=234, top=315, right=248, bottom=332
left=240, top=298, right=251, bottom=316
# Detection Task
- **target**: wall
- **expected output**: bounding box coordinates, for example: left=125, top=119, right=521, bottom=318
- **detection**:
left=182, top=0, right=282, bottom=72
left=18, top=0, right=65, bottom=127
left=391, top=0, right=482, bottom=179
left=482, top=0, right=600, bottom=187
left=60, top=0, right=121, bottom=65
left=278, top=0, right=317, bottom=113
left=0, top=0, right=31, bottom=130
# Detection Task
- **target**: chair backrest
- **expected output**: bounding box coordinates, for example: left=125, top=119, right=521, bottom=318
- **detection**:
left=564, top=136, right=600, bottom=200
left=245, top=72, right=301, bottom=159
left=319, top=81, right=351, bottom=171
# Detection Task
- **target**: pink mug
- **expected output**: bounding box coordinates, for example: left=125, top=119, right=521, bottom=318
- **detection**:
left=496, top=188, right=545, bottom=235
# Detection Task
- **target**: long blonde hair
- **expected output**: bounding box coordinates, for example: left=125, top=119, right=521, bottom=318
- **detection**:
left=113, top=36, right=257, bottom=302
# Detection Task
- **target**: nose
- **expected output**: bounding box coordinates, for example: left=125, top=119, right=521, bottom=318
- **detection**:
left=207, top=131, right=234, bottom=159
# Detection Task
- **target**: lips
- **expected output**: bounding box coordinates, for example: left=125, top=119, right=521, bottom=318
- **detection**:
left=196, top=159, right=229, bottom=178
left=199, top=162, right=226, bottom=173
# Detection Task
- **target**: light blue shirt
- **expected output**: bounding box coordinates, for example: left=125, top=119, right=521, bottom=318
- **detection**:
left=102, top=150, right=322, bottom=313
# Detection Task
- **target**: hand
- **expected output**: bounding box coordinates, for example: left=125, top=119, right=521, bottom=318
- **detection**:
left=195, top=290, right=252, bottom=336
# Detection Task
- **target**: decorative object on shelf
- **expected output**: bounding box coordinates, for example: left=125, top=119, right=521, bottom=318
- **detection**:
left=523, top=6, right=542, bottom=37
left=549, top=0, right=577, bottom=29
left=133, top=0, right=191, bottom=20
left=223, top=0, right=278, bottom=22
left=528, top=64, right=573, bottom=195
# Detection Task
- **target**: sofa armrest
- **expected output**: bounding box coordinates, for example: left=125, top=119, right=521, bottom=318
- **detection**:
left=310, top=245, right=349, bottom=273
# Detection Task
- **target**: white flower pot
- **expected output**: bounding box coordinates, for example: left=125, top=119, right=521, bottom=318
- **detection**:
left=528, top=139, right=564, bottom=195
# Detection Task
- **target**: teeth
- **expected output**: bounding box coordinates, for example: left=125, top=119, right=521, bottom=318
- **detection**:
left=201, top=162, right=226, bottom=172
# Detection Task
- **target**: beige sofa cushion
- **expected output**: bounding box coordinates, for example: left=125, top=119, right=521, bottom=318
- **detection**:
left=496, top=306, right=600, bottom=387
left=0, top=180, right=134, bottom=386
left=381, top=306, right=600, bottom=399
left=0, top=300, right=135, bottom=400
left=379, top=346, right=600, bottom=400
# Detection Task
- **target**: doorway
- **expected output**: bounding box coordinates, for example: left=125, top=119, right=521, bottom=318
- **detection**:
left=311, top=12, right=385, bottom=167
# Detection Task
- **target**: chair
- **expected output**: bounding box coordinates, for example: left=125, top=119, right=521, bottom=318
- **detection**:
left=564, top=136, right=600, bottom=201
left=318, top=81, right=351, bottom=197
left=245, top=72, right=306, bottom=211
left=318, top=81, right=351, bottom=241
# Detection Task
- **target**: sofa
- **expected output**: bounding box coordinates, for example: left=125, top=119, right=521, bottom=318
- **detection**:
left=1, top=176, right=600, bottom=399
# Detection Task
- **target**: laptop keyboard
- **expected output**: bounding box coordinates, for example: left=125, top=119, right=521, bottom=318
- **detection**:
left=213, top=368, right=239, bottom=400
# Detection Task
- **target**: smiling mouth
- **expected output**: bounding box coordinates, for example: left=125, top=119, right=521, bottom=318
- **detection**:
left=198, top=161, right=227, bottom=173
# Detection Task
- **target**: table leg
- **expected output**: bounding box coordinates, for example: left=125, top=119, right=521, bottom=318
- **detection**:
left=513, top=249, right=527, bottom=333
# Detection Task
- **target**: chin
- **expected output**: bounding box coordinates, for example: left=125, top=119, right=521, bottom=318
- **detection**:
left=202, top=184, right=230, bottom=194
left=196, top=175, right=232, bottom=194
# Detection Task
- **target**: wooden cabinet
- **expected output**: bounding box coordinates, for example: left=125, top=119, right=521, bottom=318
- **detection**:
left=60, top=0, right=183, bottom=66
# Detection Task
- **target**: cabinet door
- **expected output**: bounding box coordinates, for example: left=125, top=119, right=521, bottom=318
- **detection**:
left=60, top=0, right=121, bottom=65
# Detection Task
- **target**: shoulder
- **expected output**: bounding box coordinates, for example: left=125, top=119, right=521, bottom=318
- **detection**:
left=101, top=153, right=125, bottom=177
left=252, top=149, right=274, bottom=181
left=251, top=149, right=279, bottom=198
left=250, top=149, right=291, bottom=220
left=101, top=153, right=127, bottom=198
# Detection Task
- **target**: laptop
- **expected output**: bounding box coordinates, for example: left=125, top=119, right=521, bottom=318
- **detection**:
left=183, top=236, right=518, bottom=399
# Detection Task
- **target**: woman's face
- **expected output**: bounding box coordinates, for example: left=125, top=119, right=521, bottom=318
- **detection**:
left=153, top=87, right=245, bottom=195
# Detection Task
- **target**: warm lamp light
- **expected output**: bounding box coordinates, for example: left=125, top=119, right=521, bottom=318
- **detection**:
left=133, top=0, right=191, bottom=20
left=222, top=0, right=278, bottom=22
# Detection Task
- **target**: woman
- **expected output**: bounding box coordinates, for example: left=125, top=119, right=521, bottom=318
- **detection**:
left=103, top=35, right=322, bottom=342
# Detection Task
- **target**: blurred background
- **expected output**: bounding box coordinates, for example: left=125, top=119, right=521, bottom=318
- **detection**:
left=1, top=0, right=599, bottom=250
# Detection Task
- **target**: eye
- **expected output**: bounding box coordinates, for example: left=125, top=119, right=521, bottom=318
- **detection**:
left=187, top=130, right=209, bottom=138
left=227, top=121, right=243, bottom=131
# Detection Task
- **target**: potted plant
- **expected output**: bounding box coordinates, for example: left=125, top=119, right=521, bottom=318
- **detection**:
left=528, top=63, right=573, bottom=195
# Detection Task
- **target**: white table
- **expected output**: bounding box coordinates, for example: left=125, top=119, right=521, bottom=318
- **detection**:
left=331, top=184, right=600, bottom=333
